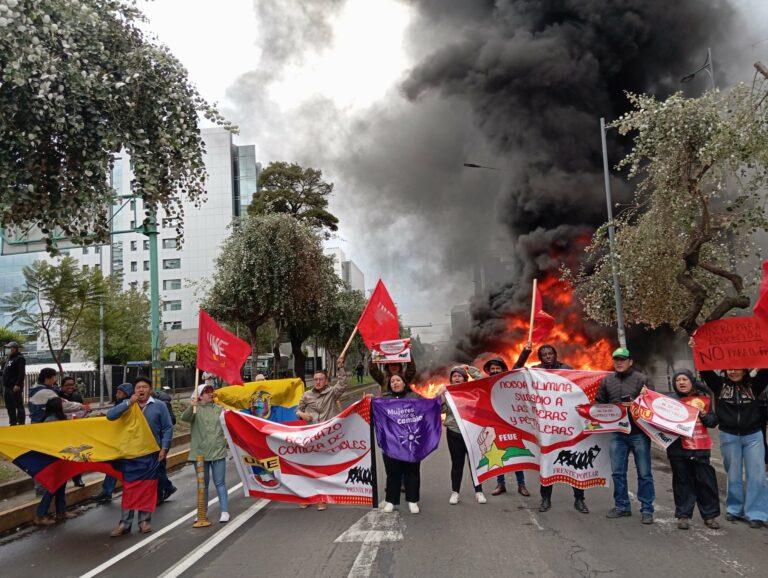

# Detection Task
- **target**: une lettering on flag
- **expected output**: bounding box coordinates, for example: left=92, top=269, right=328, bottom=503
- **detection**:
left=197, top=309, right=251, bottom=385
left=357, top=280, right=399, bottom=350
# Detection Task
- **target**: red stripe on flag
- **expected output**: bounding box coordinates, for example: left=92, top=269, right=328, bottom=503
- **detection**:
left=121, top=479, right=158, bottom=512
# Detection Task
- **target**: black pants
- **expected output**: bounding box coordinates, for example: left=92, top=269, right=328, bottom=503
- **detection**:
left=383, top=455, right=420, bottom=505
left=3, top=387, right=25, bottom=426
left=157, top=459, right=175, bottom=501
left=669, top=456, right=720, bottom=520
left=446, top=429, right=481, bottom=493
left=540, top=484, right=584, bottom=500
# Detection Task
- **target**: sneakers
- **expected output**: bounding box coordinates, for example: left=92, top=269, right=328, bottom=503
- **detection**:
left=34, top=516, right=56, bottom=526
left=748, top=520, right=764, bottom=529
left=641, top=513, right=654, bottom=525
left=139, top=521, right=152, bottom=534
left=704, top=518, right=720, bottom=529
left=677, top=517, right=690, bottom=530
left=725, top=513, right=740, bottom=522
left=606, top=508, right=631, bottom=518
left=408, top=502, right=420, bottom=514
left=219, top=512, right=230, bottom=523
left=539, top=498, right=551, bottom=512
left=491, top=484, right=506, bottom=496
left=449, top=492, right=460, bottom=505
left=574, top=499, right=589, bottom=514
left=475, top=492, right=487, bottom=504
left=517, top=485, right=531, bottom=497
left=382, top=502, right=395, bottom=513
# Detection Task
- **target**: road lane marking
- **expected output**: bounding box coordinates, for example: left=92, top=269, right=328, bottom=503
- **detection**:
left=335, top=505, right=403, bottom=578
left=79, top=482, right=244, bottom=578
left=157, top=499, right=269, bottom=578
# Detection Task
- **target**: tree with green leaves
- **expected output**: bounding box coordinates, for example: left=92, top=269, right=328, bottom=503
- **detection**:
left=161, top=343, right=197, bottom=368
left=74, top=277, right=151, bottom=364
left=247, top=162, right=339, bottom=239
left=0, top=256, right=105, bottom=373
left=571, top=78, right=768, bottom=335
left=315, top=289, right=367, bottom=372
left=204, top=213, right=338, bottom=379
left=0, top=0, right=235, bottom=253
left=0, top=326, right=28, bottom=348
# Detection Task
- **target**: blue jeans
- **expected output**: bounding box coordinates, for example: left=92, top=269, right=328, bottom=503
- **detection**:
left=496, top=471, right=525, bottom=486
left=101, top=475, right=117, bottom=495
left=609, top=432, right=654, bottom=514
left=204, top=458, right=228, bottom=514
left=37, top=484, right=66, bottom=517
left=720, top=431, right=768, bottom=522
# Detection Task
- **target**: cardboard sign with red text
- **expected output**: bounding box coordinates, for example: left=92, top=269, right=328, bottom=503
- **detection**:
left=577, top=404, right=631, bottom=434
left=371, top=338, right=411, bottom=364
left=680, top=396, right=713, bottom=451
left=631, top=389, right=698, bottom=438
left=692, top=316, right=768, bottom=370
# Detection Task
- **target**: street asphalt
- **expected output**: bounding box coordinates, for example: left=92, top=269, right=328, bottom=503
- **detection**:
left=1, top=387, right=767, bottom=577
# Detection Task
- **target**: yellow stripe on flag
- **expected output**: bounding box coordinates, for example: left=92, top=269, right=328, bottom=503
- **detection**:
left=214, top=378, right=304, bottom=411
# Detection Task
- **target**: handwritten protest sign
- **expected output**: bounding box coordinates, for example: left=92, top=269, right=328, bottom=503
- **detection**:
left=692, top=316, right=768, bottom=370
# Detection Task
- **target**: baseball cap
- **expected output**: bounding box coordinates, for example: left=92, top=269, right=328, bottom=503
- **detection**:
left=612, top=347, right=631, bottom=360
left=5, top=341, right=20, bottom=348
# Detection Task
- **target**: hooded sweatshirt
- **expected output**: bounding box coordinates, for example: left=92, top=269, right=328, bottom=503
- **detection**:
left=666, top=369, right=718, bottom=460
left=700, top=369, right=768, bottom=436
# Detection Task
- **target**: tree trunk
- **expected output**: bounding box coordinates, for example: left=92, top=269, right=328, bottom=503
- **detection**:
left=289, top=328, right=307, bottom=384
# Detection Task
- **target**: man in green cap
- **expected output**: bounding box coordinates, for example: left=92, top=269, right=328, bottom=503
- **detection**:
left=594, top=346, right=656, bottom=524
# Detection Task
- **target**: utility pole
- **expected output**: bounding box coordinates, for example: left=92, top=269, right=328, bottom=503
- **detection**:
left=142, top=211, right=162, bottom=388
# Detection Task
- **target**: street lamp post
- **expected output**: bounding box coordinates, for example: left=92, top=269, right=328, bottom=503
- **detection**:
left=600, top=118, right=627, bottom=348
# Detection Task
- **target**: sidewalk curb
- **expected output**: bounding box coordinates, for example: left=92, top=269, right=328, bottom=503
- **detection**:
left=0, top=446, right=191, bottom=535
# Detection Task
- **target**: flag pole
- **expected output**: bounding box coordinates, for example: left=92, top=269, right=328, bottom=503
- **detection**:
left=192, top=368, right=200, bottom=415
left=339, top=324, right=359, bottom=360
left=528, top=278, right=538, bottom=344
left=368, top=398, right=379, bottom=509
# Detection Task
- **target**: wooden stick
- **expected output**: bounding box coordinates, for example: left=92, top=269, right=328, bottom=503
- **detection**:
left=192, top=368, right=200, bottom=414
left=339, top=324, right=359, bottom=360
left=528, top=278, right=538, bottom=344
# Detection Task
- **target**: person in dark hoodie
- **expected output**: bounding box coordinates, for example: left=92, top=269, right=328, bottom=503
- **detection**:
left=666, top=369, right=720, bottom=530
left=594, top=347, right=656, bottom=524
left=484, top=350, right=531, bottom=498
left=369, top=360, right=417, bottom=396
left=529, top=345, right=588, bottom=514
left=380, top=373, right=423, bottom=514
left=700, top=366, right=768, bottom=529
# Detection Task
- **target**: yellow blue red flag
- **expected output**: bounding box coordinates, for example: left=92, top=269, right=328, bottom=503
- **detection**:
left=215, top=378, right=304, bottom=423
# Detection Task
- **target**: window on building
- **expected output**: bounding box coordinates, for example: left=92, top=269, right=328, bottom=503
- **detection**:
left=163, top=258, right=181, bottom=270
left=82, top=265, right=89, bottom=272
left=142, top=260, right=149, bottom=271
left=130, top=220, right=136, bottom=230
left=162, top=300, right=182, bottom=312
left=129, top=281, right=138, bottom=289
left=162, top=238, right=178, bottom=249
left=130, top=261, right=137, bottom=272
left=162, top=321, right=182, bottom=330
left=95, top=246, right=101, bottom=254
left=143, top=239, right=149, bottom=250
left=163, top=279, right=182, bottom=290
left=82, top=246, right=89, bottom=255
left=161, top=218, right=179, bottom=229
left=130, top=240, right=137, bottom=251
left=129, top=199, right=136, bottom=211
left=94, top=264, right=100, bottom=271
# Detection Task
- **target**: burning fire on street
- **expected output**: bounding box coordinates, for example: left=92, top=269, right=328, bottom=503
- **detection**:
left=411, top=277, right=613, bottom=399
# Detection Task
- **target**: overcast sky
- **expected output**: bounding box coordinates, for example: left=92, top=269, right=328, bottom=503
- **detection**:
left=137, top=0, right=768, bottom=344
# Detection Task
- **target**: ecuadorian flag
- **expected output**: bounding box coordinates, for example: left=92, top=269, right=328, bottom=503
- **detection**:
left=215, top=378, right=304, bottom=424
left=0, top=404, right=161, bottom=511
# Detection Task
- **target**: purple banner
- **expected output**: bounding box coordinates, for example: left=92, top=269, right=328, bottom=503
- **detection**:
left=372, top=397, right=442, bottom=463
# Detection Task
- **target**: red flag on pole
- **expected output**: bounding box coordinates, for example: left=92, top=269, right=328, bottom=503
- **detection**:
left=532, top=285, right=555, bottom=342
left=754, top=260, right=768, bottom=319
left=197, top=309, right=251, bottom=385
left=357, top=280, right=399, bottom=349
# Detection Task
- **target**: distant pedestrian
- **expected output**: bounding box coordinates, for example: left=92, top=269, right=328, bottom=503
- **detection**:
left=484, top=348, right=531, bottom=498
left=528, top=345, right=587, bottom=514
left=666, top=369, right=720, bottom=530
left=296, top=356, right=347, bottom=511
left=29, top=368, right=86, bottom=424
left=595, top=347, right=655, bottom=524
left=355, top=361, right=364, bottom=384
left=57, top=376, right=86, bottom=487
left=107, top=376, right=173, bottom=536
left=440, top=366, right=486, bottom=506
left=379, top=374, right=424, bottom=515
left=94, top=383, right=134, bottom=503
left=181, top=384, right=229, bottom=523
left=700, top=366, right=768, bottom=529
left=2, top=341, right=26, bottom=426
left=33, top=397, right=77, bottom=525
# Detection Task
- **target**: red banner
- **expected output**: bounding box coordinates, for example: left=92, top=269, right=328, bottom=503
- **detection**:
left=532, top=286, right=554, bottom=342
left=630, top=389, right=699, bottom=438
left=692, top=315, right=768, bottom=370
left=197, top=309, right=251, bottom=385
left=357, top=279, right=399, bottom=349
left=680, top=396, right=712, bottom=451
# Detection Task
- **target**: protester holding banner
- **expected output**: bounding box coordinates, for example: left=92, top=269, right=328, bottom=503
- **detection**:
left=440, top=366, right=487, bottom=505
left=594, top=347, right=656, bottom=524
left=484, top=352, right=531, bottom=498
left=181, top=384, right=230, bottom=523
left=376, top=374, right=428, bottom=514
left=700, top=367, right=768, bottom=528
left=369, top=360, right=416, bottom=395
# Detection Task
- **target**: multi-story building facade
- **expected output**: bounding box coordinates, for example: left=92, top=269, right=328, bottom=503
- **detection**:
left=324, top=247, right=365, bottom=293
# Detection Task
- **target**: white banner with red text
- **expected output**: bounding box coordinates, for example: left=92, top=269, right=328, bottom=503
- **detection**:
left=445, top=369, right=612, bottom=489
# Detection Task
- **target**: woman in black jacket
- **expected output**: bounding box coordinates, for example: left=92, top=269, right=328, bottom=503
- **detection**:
left=700, top=367, right=768, bottom=529
left=666, top=369, right=719, bottom=530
